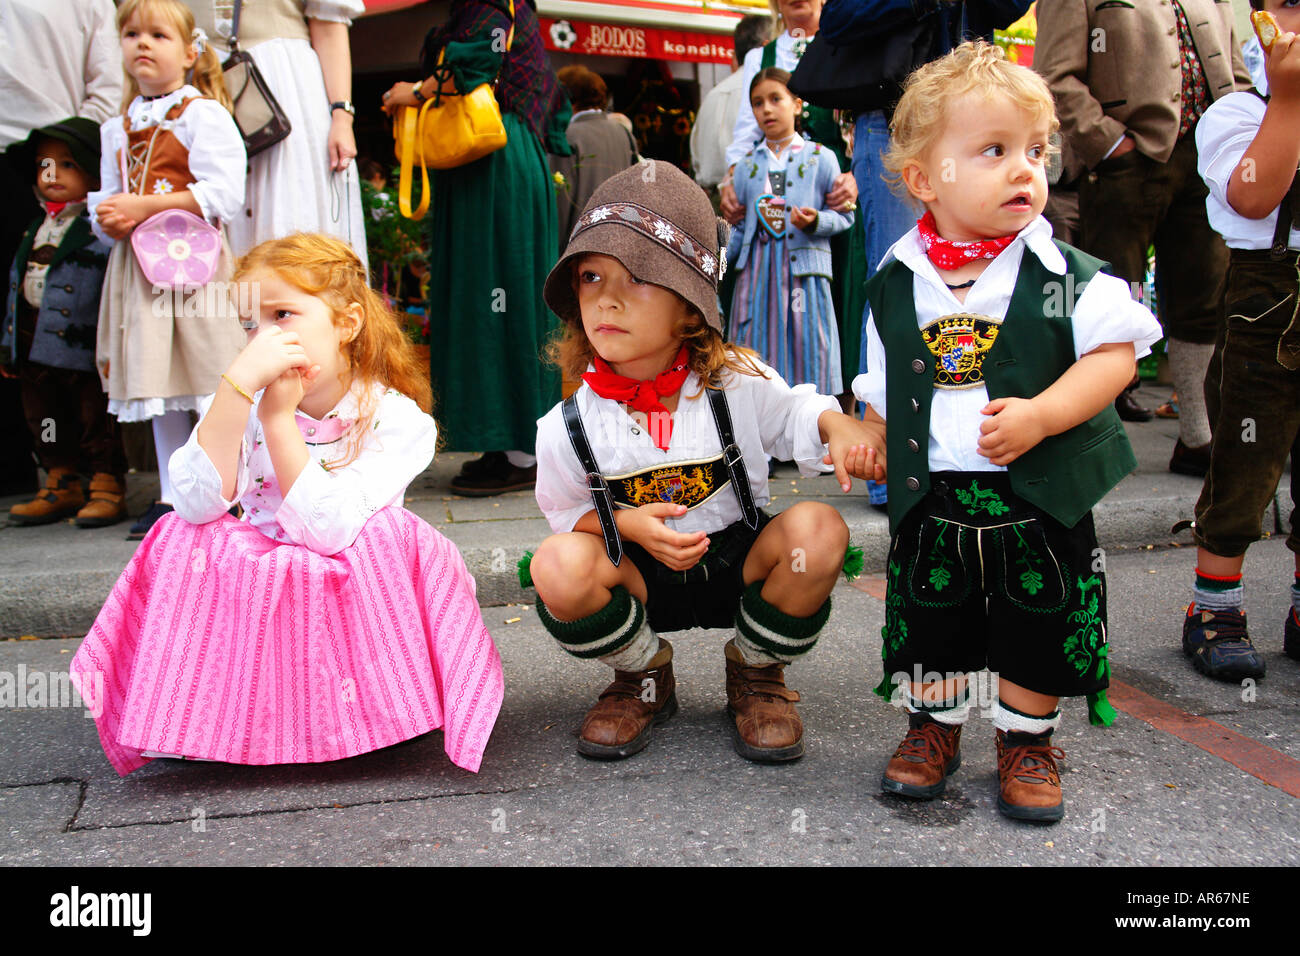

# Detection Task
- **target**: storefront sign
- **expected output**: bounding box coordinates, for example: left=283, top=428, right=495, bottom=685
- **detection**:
left=541, top=17, right=734, bottom=64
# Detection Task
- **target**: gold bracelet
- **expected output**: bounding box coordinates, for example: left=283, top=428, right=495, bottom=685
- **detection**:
left=221, top=373, right=254, bottom=405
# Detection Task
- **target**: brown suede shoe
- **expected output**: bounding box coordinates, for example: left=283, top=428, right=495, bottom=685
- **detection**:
left=881, top=713, right=963, bottom=799
left=8, top=467, right=84, bottom=526
left=995, top=729, right=1065, bottom=823
left=75, top=473, right=128, bottom=528
left=724, top=640, right=804, bottom=762
left=577, top=640, right=677, bottom=759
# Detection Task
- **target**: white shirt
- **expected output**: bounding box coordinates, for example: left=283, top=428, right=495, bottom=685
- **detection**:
left=170, top=381, right=437, bottom=556
left=535, top=360, right=838, bottom=536
left=87, top=86, right=247, bottom=243
left=1196, top=90, right=1300, bottom=251
left=852, top=216, right=1163, bottom=474
left=23, top=202, right=85, bottom=308
left=692, top=67, right=746, bottom=188
left=725, top=32, right=805, bottom=170
left=0, top=0, right=122, bottom=149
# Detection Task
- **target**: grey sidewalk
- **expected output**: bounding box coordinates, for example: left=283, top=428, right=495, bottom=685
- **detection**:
left=1, top=383, right=1290, bottom=639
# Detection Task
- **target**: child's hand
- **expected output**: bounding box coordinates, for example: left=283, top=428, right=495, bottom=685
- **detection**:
left=1265, top=29, right=1300, bottom=102
left=616, top=502, right=711, bottom=572
left=258, top=366, right=321, bottom=423
left=819, top=410, right=886, bottom=491
left=227, top=326, right=313, bottom=394
left=0, top=364, right=17, bottom=380
left=97, top=193, right=151, bottom=226
left=790, top=206, right=818, bottom=231
left=98, top=211, right=137, bottom=240
left=977, top=397, right=1047, bottom=465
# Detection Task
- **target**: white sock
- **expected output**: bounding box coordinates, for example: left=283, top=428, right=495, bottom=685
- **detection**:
left=1168, top=338, right=1213, bottom=448
left=599, top=620, right=659, bottom=671
left=505, top=450, right=536, bottom=468
left=993, top=701, right=1061, bottom=736
left=906, top=693, right=972, bottom=726
left=151, top=409, right=193, bottom=503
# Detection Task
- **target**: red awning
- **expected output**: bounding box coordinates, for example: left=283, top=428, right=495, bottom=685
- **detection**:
left=540, top=16, right=733, bottom=63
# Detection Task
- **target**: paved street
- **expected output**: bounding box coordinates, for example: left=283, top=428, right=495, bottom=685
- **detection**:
left=2, top=384, right=1298, bottom=865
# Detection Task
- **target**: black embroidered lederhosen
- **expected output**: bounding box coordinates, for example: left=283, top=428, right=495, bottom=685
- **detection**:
left=563, top=385, right=769, bottom=631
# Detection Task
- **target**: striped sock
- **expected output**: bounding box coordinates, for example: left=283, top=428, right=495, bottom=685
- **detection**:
left=1193, top=568, right=1243, bottom=612
left=733, top=582, right=830, bottom=665
left=536, top=586, right=647, bottom=660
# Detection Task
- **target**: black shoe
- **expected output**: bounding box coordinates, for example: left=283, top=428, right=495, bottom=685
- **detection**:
left=449, top=457, right=536, bottom=497
left=1169, top=439, right=1211, bottom=478
left=1115, top=389, right=1153, bottom=422
left=127, top=501, right=174, bottom=540
left=1285, top=608, right=1300, bottom=662
left=1182, top=605, right=1265, bottom=681
left=457, top=452, right=508, bottom=480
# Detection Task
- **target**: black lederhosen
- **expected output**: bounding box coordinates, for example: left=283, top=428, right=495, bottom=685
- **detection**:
left=882, top=472, right=1109, bottom=699
left=625, top=510, right=773, bottom=632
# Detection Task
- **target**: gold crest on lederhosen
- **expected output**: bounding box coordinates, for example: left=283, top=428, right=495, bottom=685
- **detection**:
left=920, top=313, right=1003, bottom=389
left=608, top=454, right=732, bottom=510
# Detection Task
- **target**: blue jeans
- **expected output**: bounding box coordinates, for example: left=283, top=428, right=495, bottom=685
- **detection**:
left=853, top=110, right=915, bottom=505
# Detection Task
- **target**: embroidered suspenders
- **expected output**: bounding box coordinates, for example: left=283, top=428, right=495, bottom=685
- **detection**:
left=562, top=384, right=762, bottom=567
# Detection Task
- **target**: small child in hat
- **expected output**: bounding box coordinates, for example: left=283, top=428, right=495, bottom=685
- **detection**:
left=854, top=42, right=1162, bottom=822
left=2, top=117, right=127, bottom=527
left=524, top=159, right=884, bottom=762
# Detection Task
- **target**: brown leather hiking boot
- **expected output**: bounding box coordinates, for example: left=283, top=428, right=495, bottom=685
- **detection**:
left=577, top=640, right=677, bottom=759
left=9, top=467, right=84, bottom=525
left=75, top=473, right=128, bottom=527
left=881, top=713, right=963, bottom=799
left=995, top=729, right=1065, bottom=823
left=724, top=640, right=804, bottom=762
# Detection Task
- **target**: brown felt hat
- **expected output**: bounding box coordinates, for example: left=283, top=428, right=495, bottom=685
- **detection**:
left=543, top=159, right=729, bottom=331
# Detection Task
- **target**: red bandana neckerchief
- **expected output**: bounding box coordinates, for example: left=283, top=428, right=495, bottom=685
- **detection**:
left=43, top=201, right=68, bottom=218
left=916, top=210, right=1015, bottom=271
left=582, top=345, right=691, bottom=451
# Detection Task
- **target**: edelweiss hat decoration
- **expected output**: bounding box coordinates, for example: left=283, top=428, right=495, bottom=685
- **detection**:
left=543, top=159, right=730, bottom=332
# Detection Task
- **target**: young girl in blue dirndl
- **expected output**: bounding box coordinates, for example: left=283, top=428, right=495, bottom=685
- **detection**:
left=727, top=68, right=853, bottom=394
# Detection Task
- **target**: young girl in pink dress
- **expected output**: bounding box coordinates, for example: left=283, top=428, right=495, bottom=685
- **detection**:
left=71, top=234, right=504, bottom=776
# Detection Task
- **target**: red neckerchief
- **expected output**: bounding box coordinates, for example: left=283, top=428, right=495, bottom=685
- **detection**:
left=582, top=345, right=691, bottom=452
left=43, top=201, right=69, bottom=218
left=916, top=210, right=1015, bottom=271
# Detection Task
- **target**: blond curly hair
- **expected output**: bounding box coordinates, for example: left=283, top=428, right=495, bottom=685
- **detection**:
left=883, top=41, right=1058, bottom=201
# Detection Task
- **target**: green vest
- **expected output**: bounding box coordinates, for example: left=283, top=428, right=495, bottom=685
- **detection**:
left=868, top=240, right=1137, bottom=533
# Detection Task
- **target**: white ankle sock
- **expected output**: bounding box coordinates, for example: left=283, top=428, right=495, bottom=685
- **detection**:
left=599, top=620, right=659, bottom=671
left=505, top=450, right=536, bottom=468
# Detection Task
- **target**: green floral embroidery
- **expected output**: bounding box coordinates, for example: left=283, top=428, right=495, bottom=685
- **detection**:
left=882, top=558, right=908, bottom=657
left=926, top=521, right=953, bottom=592
left=1011, top=524, right=1045, bottom=595
left=954, top=480, right=1009, bottom=517
left=1064, top=574, right=1104, bottom=676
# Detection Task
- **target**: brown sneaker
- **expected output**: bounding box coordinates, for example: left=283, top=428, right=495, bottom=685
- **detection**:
left=577, top=640, right=677, bottom=759
left=995, top=729, right=1065, bottom=822
left=724, top=640, right=804, bottom=762
left=8, top=467, right=84, bottom=525
left=881, top=712, right=963, bottom=799
left=74, top=473, right=128, bottom=527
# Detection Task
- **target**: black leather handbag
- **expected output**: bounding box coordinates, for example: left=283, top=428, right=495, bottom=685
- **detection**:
left=223, top=0, right=292, bottom=156
left=789, top=14, right=943, bottom=114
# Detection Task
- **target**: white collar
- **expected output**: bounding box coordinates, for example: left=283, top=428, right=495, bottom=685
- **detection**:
left=129, top=84, right=200, bottom=119
left=569, top=109, right=605, bottom=123
left=881, top=214, right=1065, bottom=282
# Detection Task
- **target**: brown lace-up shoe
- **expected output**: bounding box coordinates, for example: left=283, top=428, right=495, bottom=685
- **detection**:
left=724, top=640, right=804, bottom=762
left=996, top=729, right=1065, bottom=822
left=8, top=467, right=84, bottom=525
left=577, top=640, right=677, bottom=759
left=881, top=712, right=963, bottom=799
left=74, top=473, right=128, bottom=527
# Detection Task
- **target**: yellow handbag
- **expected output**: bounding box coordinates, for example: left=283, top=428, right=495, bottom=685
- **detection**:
left=394, top=0, right=514, bottom=219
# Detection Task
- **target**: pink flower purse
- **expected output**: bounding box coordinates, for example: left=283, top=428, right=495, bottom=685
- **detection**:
left=130, top=209, right=222, bottom=288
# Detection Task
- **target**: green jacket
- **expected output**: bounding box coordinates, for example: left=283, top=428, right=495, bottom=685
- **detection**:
left=868, top=239, right=1137, bottom=532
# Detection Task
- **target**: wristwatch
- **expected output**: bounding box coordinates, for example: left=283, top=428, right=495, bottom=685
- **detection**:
left=330, top=100, right=356, bottom=117
left=412, top=82, right=428, bottom=104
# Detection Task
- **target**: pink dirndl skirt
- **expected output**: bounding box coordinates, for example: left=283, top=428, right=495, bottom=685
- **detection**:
left=71, top=509, right=504, bottom=776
